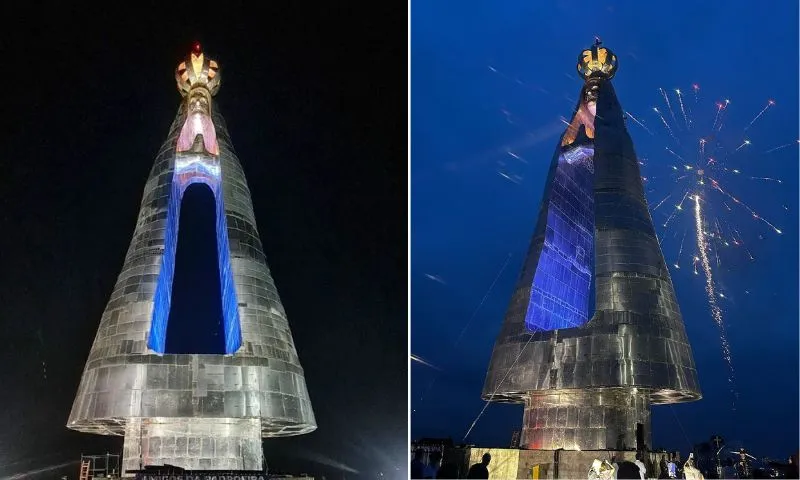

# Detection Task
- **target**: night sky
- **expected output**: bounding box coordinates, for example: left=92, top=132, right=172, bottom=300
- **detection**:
left=0, top=2, right=405, bottom=479
left=412, top=0, right=798, bottom=462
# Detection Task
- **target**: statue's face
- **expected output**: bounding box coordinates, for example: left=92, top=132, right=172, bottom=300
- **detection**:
left=584, top=82, right=600, bottom=102
left=188, top=92, right=210, bottom=115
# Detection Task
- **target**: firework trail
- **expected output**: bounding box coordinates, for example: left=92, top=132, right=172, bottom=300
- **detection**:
left=711, top=99, right=729, bottom=131
left=463, top=328, right=539, bottom=441
left=660, top=88, right=679, bottom=128
left=411, top=354, right=442, bottom=371
left=675, top=89, right=690, bottom=129
left=734, top=140, right=751, bottom=152
left=674, top=229, right=687, bottom=268
left=654, top=107, right=678, bottom=143
left=653, top=193, right=672, bottom=211
left=453, top=253, right=513, bottom=346
left=665, top=147, right=685, bottom=162
left=506, top=150, right=528, bottom=163
left=709, top=180, right=782, bottom=234
left=698, top=138, right=706, bottom=163
left=625, top=110, right=654, bottom=135
left=716, top=99, right=730, bottom=132
left=693, top=194, right=737, bottom=405
left=744, top=99, right=775, bottom=131
left=415, top=253, right=513, bottom=409
left=763, top=139, right=800, bottom=154
left=663, top=191, right=689, bottom=229
left=692, top=83, right=700, bottom=104
left=749, top=176, right=782, bottom=183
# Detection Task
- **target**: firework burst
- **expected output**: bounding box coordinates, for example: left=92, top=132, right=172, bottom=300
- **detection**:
left=627, top=85, right=793, bottom=408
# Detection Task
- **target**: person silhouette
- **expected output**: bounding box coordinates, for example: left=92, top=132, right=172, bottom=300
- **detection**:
left=467, top=453, right=491, bottom=479
left=633, top=453, right=646, bottom=480
left=411, top=449, right=426, bottom=479
left=787, top=454, right=799, bottom=479
left=617, top=461, right=641, bottom=479
left=436, top=462, right=459, bottom=479
left=424, top=451, right=442, bottom=479
left=659, top=455, right=668, bottom=479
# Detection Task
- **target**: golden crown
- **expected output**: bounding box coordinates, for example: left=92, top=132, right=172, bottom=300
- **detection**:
left=175, top=42, right=220, bottom=97
left=577, top=38, right=618, bottom=81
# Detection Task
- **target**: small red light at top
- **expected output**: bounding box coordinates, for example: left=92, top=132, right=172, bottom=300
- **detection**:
left=193, top=42, right=202, bottom=53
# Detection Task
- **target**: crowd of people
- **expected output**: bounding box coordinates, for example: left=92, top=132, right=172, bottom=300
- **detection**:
left=410, top=448, right=799, bottom=479
left=410, top=449, right=491, bottom=479
left=589, top=452, right=660, bottom=480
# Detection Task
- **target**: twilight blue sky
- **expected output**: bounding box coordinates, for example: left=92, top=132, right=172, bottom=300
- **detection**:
left=411, top=0, right=799, bottom=459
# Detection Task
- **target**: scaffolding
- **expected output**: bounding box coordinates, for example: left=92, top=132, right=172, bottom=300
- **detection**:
left=78, top=453, right=121, bottom=479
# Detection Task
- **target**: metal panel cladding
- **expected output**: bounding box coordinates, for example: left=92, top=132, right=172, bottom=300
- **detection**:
left=67, top=46, right=316, bottom=472
left=481, top=41, right=701, bottom=452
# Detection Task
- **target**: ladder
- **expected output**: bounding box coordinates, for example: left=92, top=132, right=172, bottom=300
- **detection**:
left=79, top=460, right=91, bottom=480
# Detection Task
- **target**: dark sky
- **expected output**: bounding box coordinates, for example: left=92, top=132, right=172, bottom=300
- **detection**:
left=411, top=0, right=798, bottom=462
left=0, top=2, right=405, bottom=479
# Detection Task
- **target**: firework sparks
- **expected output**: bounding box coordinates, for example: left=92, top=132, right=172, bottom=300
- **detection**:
left=654, top=107, right=678, bottom=142
left=716, top=99, right=730, bottom=132
left=663, top=191, right=689, bottom=229
left=660, top=87, right=679, bottom=128
left=625, top=110, right=654, bottom=135
left=674, top=229, right=687, bottom=268
left=653, top=193, right=672, bottom=211
left=734, top=139, right=751, bottom=152
left=749, top=176, right=782, bottom=183
left=708, top=179, right=782, bottom=234
left=675, top=89, right=691, bottom=129
left=665, top=147, right=685, bottom=162
left=698, top=138, right=707, bottom=163
left=694, top=194, right=737, bottom=401
left=640, top=85, right=787, bottom=411
left=744, top=99, right=775, bottom=131
left=763, top=139, right=800, bottom=154
left=711, top=99, right=729, bottom=131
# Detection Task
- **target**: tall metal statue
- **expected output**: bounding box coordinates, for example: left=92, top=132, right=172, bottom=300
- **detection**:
left=67, top=43, right=316, bottom=472
left=482, top=39, right=701, bottom=451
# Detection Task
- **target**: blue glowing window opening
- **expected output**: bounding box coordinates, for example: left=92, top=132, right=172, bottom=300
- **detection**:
left=148, top=153, right=242, bottom=354
left=525, top=146, right=595, bottom=332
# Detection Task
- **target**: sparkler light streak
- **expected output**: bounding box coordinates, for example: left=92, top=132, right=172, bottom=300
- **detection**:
left=694, top=194, right=736, bottom=403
